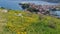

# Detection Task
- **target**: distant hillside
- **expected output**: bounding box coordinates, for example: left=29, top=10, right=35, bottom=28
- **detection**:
left=41, top=0, right=60, bottom=3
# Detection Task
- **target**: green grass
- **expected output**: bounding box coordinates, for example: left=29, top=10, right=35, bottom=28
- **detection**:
left=0, top=9, right=60, bottom=34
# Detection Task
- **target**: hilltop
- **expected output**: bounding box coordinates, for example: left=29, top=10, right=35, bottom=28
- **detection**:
left=0, top=8, right=60, bottom=34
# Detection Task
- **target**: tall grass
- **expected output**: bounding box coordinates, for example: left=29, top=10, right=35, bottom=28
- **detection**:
left=0, top=9, right=60, bottom=34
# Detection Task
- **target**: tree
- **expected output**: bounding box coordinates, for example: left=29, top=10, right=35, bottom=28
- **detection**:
left=0, top=7, right=5, bottom=9
left=19, top=3, right=29, bottom=9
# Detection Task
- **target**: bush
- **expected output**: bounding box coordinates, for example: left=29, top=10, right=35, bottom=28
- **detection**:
left=6, top=10, right=39, bottom=34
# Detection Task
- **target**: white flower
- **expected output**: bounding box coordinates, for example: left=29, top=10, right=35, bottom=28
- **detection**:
left=17, top=13, right=23, bottom=17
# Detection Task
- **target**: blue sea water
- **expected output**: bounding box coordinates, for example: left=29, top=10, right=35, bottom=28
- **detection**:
left=0, top=0, right=22, bottom=10
left=0, top=0, right=57, bottom=10
left=0, top=0, right=60, bottom=17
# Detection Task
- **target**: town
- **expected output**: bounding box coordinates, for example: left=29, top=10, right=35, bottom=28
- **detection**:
left=19, top=3, right=60, bottom=16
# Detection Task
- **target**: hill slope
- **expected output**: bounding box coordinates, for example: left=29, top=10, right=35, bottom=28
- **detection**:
left=0, top=9, right=60, bottom=34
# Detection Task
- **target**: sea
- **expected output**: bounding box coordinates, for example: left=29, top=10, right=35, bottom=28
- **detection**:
left=0, top=0, right=60, bottom=17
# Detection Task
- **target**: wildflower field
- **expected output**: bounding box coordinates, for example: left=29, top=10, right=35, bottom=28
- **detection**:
left=0, top=9, right=60, bottom=34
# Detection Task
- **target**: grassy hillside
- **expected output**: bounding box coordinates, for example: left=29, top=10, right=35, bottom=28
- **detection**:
left=0, top=9, right=60, bottom=34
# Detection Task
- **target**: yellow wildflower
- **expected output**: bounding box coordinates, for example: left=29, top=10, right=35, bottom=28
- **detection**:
left=17, top=32, right=21, bottom=34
